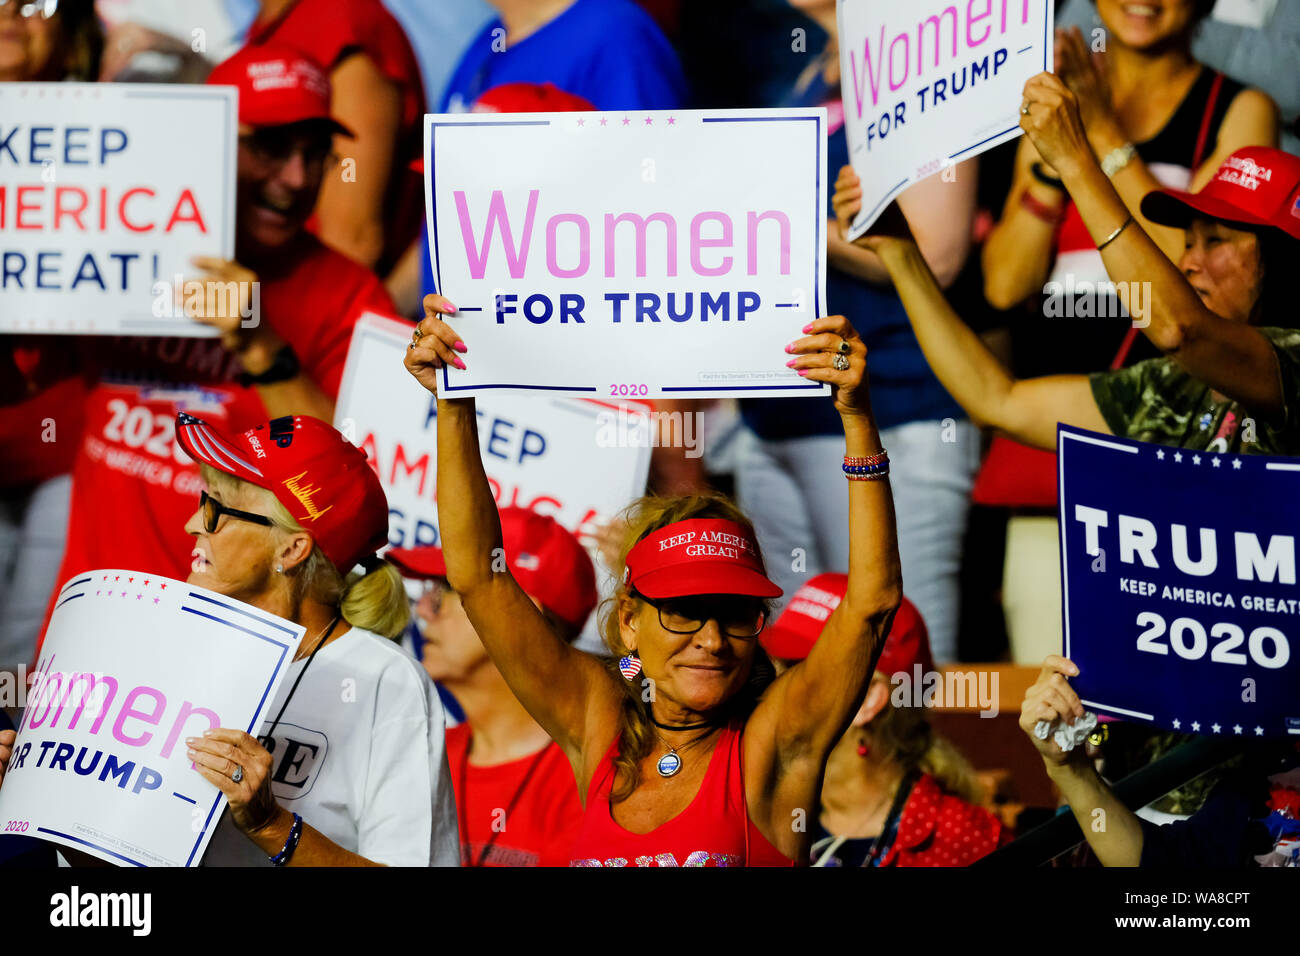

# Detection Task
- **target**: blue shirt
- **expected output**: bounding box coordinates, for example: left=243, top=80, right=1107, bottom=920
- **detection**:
left=419, top=0, right=688, bottom=311
left=739, top=76, right=965, bottom=437
left=438, top=0, right=687, bottom=112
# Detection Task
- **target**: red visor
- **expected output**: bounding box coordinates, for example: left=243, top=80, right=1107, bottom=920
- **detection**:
left=760, top=573, right=933, bottom=673
left=625, top=518, right=781, bottom=600
left=388, top=507, right=598, bottom=630
left=177, top=412, right=388, bottom=573
left=1141, top=146, right=1300, bottom=242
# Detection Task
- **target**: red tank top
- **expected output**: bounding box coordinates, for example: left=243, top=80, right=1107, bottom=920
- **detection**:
left=568, top=721, right=797, bottom=867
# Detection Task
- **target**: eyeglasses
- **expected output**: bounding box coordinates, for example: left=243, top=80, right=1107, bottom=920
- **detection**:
left=634, top=590, right=767, bottom=639
left=239, top=130, right=335, bottom=169
left=0, top=0, right=59, bottom=19
left=199, top=490, right=272, bottom=534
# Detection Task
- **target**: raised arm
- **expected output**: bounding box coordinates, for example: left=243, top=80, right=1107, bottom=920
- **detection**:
left=1020, top=72, right=1285, bottom=420
left=982, top=136, right=1066, bottom=309
left=403, top=296, right=616, bottom=760
left=832, top=167, right=1110, bottom=450
left=742, top=314, right=902, bottom=847
left=1019, top=656, right=1144, bottom=866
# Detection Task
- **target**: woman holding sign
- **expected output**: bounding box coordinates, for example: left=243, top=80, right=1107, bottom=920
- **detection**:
left=405, top=294, right=902, bottom=866
left=831, top=76, right=1300, bottom=458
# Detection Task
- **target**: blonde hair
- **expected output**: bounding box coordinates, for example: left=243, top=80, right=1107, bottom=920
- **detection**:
left=867, top=678, right=985, bottom=805
left=200, top=466, right=409, bottom=639
left=598, top=492, right=776, bottom=803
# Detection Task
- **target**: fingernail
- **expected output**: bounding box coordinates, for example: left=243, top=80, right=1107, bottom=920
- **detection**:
left=186, top=749, right=196, bottom=758
left=453, top=341, right=468, bottom=353
left=784, top=343, right=795, bottom=354
left=443, top=302, right=457, bottom=313
left=452, top=357, right=467, bottom=370
left=785, top=359, right=797, bottom=368
left=202, top=730, right=213, bottom=737
left=796, top=369, right=808, bottom=377
left=186, top=737, right=196, bottom=745
left=801, top=323, right=813, bottom=334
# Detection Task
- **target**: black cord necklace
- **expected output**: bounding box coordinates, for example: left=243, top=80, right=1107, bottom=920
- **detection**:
left=264, top=615, right=340, bottom=742
left=651, top=716, right=716, bottom=732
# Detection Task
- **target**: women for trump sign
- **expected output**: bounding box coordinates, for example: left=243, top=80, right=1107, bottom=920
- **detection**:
left=837, top=0, right=1052, bottom=238
left=0, top=572, right=303, bottom=866
left=1058, top=427, right=1300, bottom=740
left=424, top=108, right=828, bottom=399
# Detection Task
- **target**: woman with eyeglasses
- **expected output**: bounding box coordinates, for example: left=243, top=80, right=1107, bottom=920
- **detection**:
left=0, top=0, right=100, bottom=82
left=1, top=414, right=460, bottom=866
left=178, top=412, right=459, bottom=866
left=405, top=294, right=903, bottom=866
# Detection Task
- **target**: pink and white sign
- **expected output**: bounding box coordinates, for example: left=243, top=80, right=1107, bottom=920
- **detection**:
left=837, top=0, right=1052, bottom=238
left=0, top=572, right=303, bottom=866
left=423, top=108, right=828, bottom=399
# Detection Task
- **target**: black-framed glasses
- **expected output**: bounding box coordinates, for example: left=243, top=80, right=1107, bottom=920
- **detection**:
left=199, top=490, right=272, bottom=534
left=634, top=589, right=767, bottom=639
left=0, top=0, right=59, bottom=19
left=239, top=129, right=335, bottom=169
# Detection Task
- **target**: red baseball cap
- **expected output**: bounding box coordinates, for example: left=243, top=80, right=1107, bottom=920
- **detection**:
left=760, top=573, right=933, bottom=675
left=473, top=82, right=597, bottom=114
left=177, top=412, right=388, bottom=573
left=207, top=43, right=353, bottom=137
left=387, top=507, right=598, bottom=630
left=1142, top=146, right=1300, bottom=242
left=625, top=518, right=781, bottom=600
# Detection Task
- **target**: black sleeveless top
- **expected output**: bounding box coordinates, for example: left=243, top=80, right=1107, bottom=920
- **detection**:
left=1012, top=67, right=1248, bottom=379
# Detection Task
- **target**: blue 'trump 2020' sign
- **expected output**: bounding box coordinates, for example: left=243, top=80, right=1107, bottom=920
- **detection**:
left=1058, top=426, right=1300, bottom=740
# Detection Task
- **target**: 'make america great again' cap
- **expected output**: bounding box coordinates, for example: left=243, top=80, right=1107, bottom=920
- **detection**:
left=177, top=412, right=388, bottom=573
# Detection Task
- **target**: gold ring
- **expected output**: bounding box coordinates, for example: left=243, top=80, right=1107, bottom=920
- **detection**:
left=836, top=339, right=850, bottom=355
left=411, top=326, right=423, bottom=344
left=1020, top=100, right=1032, bottom=115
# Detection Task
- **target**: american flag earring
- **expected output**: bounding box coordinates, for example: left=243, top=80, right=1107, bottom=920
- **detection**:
left=619, top=654, right=642, bottom=681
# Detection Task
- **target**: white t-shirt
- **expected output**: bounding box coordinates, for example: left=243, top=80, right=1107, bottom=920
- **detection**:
left=202, top=626, right=460, bottom=867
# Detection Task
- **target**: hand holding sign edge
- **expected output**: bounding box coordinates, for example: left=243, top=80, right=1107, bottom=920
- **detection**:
left=785, top=314, right=873, bottom=420
left=832, top=165, right=917, bottom=257
left=404, top=294, right=468, bottom=399
left=1018, top=655, right=1091, bottom=770
left=187, top=727, right=281, bottom=838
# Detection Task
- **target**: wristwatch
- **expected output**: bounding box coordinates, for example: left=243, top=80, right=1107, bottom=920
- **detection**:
left=237, top=344, right=300, bottom=387
left=1100, top=142, right=1137, bottom=178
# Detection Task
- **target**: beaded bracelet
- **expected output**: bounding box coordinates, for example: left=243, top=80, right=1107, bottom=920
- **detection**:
left=843, top=451, right=890, bottom=480
left=844, top=451, right=888, bottom=468
left=269, top=812, right=303, bottom=867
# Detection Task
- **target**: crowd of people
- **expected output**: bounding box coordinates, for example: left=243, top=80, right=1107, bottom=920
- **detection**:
left=1, top=0, right=1298, bottom=868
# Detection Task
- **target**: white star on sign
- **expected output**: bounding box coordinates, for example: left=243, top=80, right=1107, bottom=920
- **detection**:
left=1233, top=725, right=1243, bottom=734
left=1174, top=452, right=1183, bottom=463
left=1156, top=449, right=1165, bottom=460
left=1211, top=724, right=1221, bottom=733
left=1255, top=726, right=1264, bottom=736
left=1212, top=457, right=1221, bottom=467
left=1232, top=459, right=1242, bottom=469
left=1192, top=455, right=1201, bottom=465
left=1191, top=721, right=1200, bottom=731
left=1172, top=719, right=1181, bottom=729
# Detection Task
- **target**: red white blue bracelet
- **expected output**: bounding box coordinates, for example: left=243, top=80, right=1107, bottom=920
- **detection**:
left=269, top=812, right=303, bottom=866
left=844, top=451, right=889, bottom=480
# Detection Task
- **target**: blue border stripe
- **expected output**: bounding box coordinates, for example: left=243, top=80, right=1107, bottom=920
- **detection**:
left=860, top=177, right=910, bottom=226
left=38, top=827, right=145, bottom=867
left=662, top=384, right=823, bottom=392
left=59, top=576, right=93, bottom=594
left=950, top=126, right=1018, bottom=159
left=173, top=792, right=197, bottom=805
left=186, top=592, right=297, bottom=636
left=54, top=592, right=84, bottom=610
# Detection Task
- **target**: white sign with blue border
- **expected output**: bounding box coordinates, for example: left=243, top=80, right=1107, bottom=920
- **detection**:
left=424, top=108, right=829, bottom=399
left=0, top=571, right=304, bottom=866
left=837, top=0, right=1053, bottom=239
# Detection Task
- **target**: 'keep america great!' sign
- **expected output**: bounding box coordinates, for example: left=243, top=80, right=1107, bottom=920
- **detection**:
left=1058, top=427, right=1300, bottom=740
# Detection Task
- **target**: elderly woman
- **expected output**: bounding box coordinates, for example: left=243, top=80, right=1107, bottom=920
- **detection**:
left=762, top=576, right=1006, bottom=867
left=0, top=413, right=460, bottom=867
left=405, top=296, right=902, bottom=866
left=832, top=73, right=1300, bottom=458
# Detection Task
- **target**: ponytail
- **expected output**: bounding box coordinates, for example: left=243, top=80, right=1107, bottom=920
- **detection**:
left=340, top=562, right=409, bottom=640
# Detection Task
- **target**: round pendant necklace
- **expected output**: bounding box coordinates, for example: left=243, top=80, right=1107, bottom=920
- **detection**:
left=652, top=722, right=718, bottom=779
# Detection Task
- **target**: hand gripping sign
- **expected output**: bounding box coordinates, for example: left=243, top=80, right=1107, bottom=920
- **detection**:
left=836, top=0, right=1052, bottom=238
left=1057, top=427, right=1300, bottom=740
left=0, top=83, right=236, bottom=335
left=423, top=108, right=829, bottom=399
left=0, top=571, right=303, bottom=866
left=336, top=313, right=653, bottom=552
